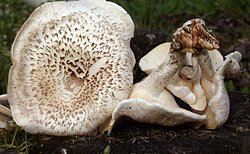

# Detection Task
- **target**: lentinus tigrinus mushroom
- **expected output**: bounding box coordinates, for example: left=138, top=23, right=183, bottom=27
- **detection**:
left=6, top=0, right=135, bottom=135
left=137, top=19, right=242, bottom=129
left=108, top=19, right=221, bottom=134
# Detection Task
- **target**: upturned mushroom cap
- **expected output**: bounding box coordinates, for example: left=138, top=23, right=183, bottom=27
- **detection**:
left=139, top=42, right=171, bottom=74
left=109, top=98, right=206, bottom=132
left=108, top=87, right=206, bottom=134
left=8, top=0, right=135, bottom=135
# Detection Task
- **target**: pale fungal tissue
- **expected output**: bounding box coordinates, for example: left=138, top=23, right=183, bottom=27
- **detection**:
left=6, top=0, right=135, bottom=135
left=0, top=1, right=242, bottom=136
left=134, top=19, right=241, bottom=131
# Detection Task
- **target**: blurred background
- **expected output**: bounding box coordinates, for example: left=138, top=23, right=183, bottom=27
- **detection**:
left=0, top=0, right=249, bottom=94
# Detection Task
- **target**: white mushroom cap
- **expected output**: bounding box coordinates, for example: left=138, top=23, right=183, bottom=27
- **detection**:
left=109, top=93, right=206, bottom=134
left=8, top=0, right=135, bottom=135
left=110, top=98, right=206, bottom=129
left=108, top=78, right=207, bottom=133
left=167, top=58, right=207, bottom=111
left=139, top=43, right=226, bottom=111
left=139, top=42, right=171, bottom=75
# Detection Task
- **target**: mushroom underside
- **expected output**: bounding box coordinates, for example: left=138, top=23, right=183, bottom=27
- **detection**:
left=7, top=0, right=135, bottom=135
left=109, top=97, right=206, bottom=133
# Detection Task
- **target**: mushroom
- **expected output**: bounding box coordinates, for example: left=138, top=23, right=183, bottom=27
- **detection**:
left=0, top=94, right=12, bottom=128
left=140, top=46, right=225, bottom=111
left=108, top=19, right=219, bottom=134
left=138, top=24, right=241, bottom=129
left=7, top=0, right=135, bottom=135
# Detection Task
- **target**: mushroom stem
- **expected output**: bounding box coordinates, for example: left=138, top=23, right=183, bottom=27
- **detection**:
left=197, top=49, right=216, bottom=80
left=142, top=48, right=185, bottom=93
left=179, top=53, right=199, bottom=80
left=218, top=51, right=242, bottom=77
left=168, top=55, right=207, bottom=112
left=207, top=74, right=229, bottom=128
left=198, top=50, right=241, bottom=129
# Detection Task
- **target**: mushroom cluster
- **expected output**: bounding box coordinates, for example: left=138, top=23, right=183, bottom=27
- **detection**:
left=0, top=1, right=241, bottom=136
left=108, top=19, right=241, bottom=133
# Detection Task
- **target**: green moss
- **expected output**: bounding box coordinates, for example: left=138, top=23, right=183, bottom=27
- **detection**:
left=225, top=80, right=237, bottom=92
left=241, top=86, right=250, bottom=93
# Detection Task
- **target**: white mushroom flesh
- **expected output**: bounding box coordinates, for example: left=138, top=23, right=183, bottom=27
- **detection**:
left=109, top=19, right=220, bottom=133
left=202, top=51, right=242, bottom=128
left=140, top=43, right=241, bottom=129
left=133, top=19, right=242, bottom=130
left=8, top=0, right=135, bottom=135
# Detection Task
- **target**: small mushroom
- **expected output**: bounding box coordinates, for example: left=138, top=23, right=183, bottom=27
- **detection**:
left=7, top=0, right=135, bottom=135
left=0, top=94, right=12, bottom=128
left=108, top=19, right=219, bottom=134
